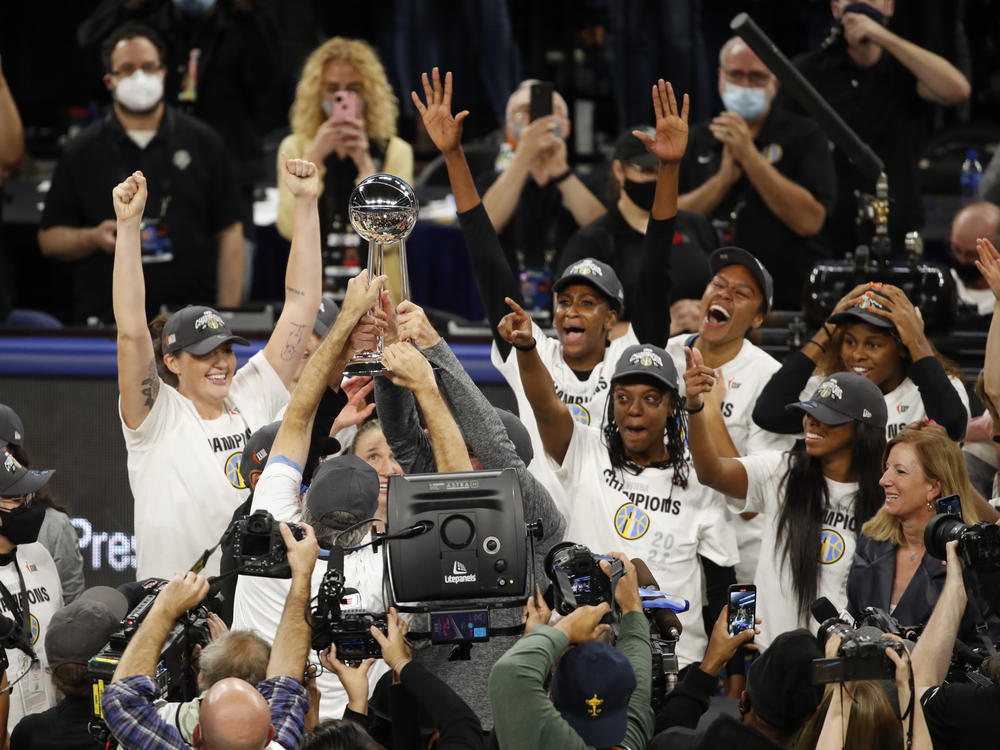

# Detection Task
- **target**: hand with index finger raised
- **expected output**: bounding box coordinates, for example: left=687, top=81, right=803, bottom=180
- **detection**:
left=497, top=296, right=535, bottom=350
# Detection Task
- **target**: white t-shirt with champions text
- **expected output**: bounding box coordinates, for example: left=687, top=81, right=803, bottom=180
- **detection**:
left=492, top=322, right=639, bottom=518
left=734, top=451, right=859, bottom=649
left=667, top=335, right=796, bottom=584
left=121, top=351, right=290, bottom=579
left=550, top=420, right=738, bottom=667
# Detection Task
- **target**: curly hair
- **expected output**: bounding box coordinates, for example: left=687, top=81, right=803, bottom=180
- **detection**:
left=290, top=37, right=398, bottom=145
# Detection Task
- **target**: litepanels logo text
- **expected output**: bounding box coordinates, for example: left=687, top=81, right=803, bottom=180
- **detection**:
left=444, top=560, right=478, bottom=584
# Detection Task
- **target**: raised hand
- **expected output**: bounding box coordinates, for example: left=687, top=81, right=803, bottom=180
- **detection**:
left=976, top=237, right=1000, bottom=300
left=684, top=345, right=717, bottom=410
left=411, top=67, right=469, bottom=154
left=553, top=602, right=612, bottom=644
left=633, top=79, right=689, bottom=165
left=396, top=299, right=440, bottom=349
left=381, top=341, right=435, bottom=393
left=280, top=152, right=320, bottom=199
left=330, top=377, right=376, bottom=435
left=861, top=284, right=930, bottom=356
left=153, top=571, right=209, bottom=620
left=112, top=171, right=148, bottom=223
left=281, top=521, right=319, bottom=579
left=341, top=270, right=388, bottom=324
left=497, top=296, right=535, bottom=350
left=370, top=606, right=412, bottom=671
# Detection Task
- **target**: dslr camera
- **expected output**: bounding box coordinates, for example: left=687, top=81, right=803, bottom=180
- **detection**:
left=232, top=509, right=306, bottom=578
left=309, top=565, right=387, bottom=661
left=812, top=617, right=905, bottom=684
left=925, top=513, right=1000, bottom=570
left=544, top=542, right=624, bottom=617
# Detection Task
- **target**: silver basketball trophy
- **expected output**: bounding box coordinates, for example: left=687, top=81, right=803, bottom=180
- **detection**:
left=345, top=173, right=418, bottom=375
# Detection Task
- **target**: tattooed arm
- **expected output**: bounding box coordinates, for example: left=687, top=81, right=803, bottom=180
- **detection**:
left=112, top=172, right=161, bottom=429
left=262, top=156, right=323, bottom=388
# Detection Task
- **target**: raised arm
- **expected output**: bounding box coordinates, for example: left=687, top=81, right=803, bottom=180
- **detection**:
left=976, top=238, right=1000, bottom=408
left=269, top=270, right=386, bottom=469
left=498, top=297, right=574, bottom=464
left=411, top=68, right=524, bottom=355
left=684, top=346, right=750, bottom=498
left=630, top=79, right=688, bottom=345
left=0, top=55, right=24, bottom=167
left=911, top=542, right=967, bottom=693
left=112, top=172, right=160, bottom=430
left=266, top=523, right=320, bottom=680
left=262, top=155, right=324, bottom=389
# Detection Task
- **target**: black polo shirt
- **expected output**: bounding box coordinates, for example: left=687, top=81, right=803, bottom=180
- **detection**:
left=788, top=41, right=927, bottom=256
left=40, top=106, right=242, bottom=324
left=556, top=204, right=715, bottom=320
left=679, top=106, right=836, bottom=311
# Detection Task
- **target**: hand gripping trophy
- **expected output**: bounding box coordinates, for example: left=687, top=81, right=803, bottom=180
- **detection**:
left=345, top=173, right=419, bottom=375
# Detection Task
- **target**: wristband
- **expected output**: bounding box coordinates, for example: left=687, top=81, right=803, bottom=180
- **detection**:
left=685, top=402, right=705, bottom=414
left=391, top=657, right=411, bottom=674
left=821, top=322, right=836, bottom=338
left=805, top=338, right=826, bottom=352
left=513, top=338, right=537, bottom=352
left=551, top=169, right=573, bottom=185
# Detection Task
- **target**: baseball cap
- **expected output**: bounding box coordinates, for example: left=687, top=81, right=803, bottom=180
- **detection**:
left=46, top=586, right=129, bottom=671
left=240, top=421, right=341, bottom=488
left=305, top=454, right=379, bottom=530
left=786, top=371, right=888, bottom=428
left=746, top=628, right=824, bottom=731
left=611, top=126, right=658, bottom=170
left=314, top=295, right=341, bottom=338
left=611, top=344, right=679, bottom=392
left=551, top=640, right=637, bottom=747
left=495, top=408, right=533, bottom=465
left=162, top=306, right=250, bottom=356
left=552, top=258, right=625, bottom=313
left=0, top=450, right=52, bottom=496
left=827, top=291, right=895, bottom=331
left=0, top=405, right=24, bottom=448
left=710, top=246, right=775, bottom=314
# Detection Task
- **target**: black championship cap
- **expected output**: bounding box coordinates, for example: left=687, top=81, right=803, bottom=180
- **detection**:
left=827, top=290, right=895, bottom=331
left=611, top=344, right=679, bottom=392
left=162, top=306, right=250, bottom=356
left=0, top=450, right=53, bottom=496
left=552, top=258, right=625, bottom=312
left=314, top=294, right=340, bottom=338
left=710, top=246, right=775, bottom=314
left=0, top=405, right=24, bottom=448
left=787, top=371, right=888, bottom=428
left=305, top=454, right=379, bottom=530
left=611, top=125, right=658, bottom=170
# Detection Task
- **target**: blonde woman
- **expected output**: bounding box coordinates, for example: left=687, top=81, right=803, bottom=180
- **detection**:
left=277, top=37, right=412, bottom=301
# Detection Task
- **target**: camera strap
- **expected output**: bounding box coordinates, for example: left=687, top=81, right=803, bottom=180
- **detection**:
left=0, top=551, right=36, bottom=658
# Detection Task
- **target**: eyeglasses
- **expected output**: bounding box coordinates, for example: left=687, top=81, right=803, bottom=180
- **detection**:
left=723, top=69, right=772, bottom=88
left=111, top=63, right=163, bottom=77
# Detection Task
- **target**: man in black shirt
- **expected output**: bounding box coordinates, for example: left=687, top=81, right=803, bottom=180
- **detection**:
left=477, top=80, right=606, bottom=285
left=788, top=0, right=970, bottom=256
left=678, top=37, right=836, bottom=311
left=38, top=23, right=243, bottom=324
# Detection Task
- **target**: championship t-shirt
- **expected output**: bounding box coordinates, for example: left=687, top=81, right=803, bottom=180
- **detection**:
left=492, top=321, right=639, bottom=517
left=2, top=543, right=64, bottom=730
left=231, top=460, right=388, bottom=721
left=734, top=451, right=859, bottom=648
left=551, top=421, right=738, bottom=667
left=667, top=335, right=795, bottom=583
left=122, top=351, right=290, bottom=579
left=799, top=373, right=969, bottom=440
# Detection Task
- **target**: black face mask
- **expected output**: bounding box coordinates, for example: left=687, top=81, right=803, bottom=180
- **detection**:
left=950, top=255, right=983, bottom=283
left=0, top=502, right=45, bottom=546
left=624, top=178, right=657, bottom=211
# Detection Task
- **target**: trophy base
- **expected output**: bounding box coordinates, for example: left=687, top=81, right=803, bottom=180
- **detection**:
left=344, top=359, right=390, bottom=376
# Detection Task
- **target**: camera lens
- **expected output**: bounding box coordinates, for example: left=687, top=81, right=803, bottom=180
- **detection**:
left=924, top=513, right=967, bottom=560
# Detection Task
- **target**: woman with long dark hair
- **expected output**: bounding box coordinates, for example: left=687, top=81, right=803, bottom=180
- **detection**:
left=686, top=350, right=887, bottom=646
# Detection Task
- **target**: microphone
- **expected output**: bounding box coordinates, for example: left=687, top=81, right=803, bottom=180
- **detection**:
left=395, top=520, right=434, bottom=539
left=632, top=558, right=683, bottom=636
left=810, top=596, right=841, bottom=626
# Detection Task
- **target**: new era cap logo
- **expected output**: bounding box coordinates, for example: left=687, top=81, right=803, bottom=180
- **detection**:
left=628, top=348, right=663, bottom=369
left=570, top=259, right=603, bottom=277
left=863, top=409, right=872, bottom=418
left=12, top=431, right=20, bottom=441
left=194, top=311, right=225, bottom=331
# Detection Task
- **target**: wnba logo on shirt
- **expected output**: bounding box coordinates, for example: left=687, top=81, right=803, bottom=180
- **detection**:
left=614, top=503, right=651, bottom=540
left=819, top=529, right=845, bottom=564
left=567, top=403, right=591, bottom=425
left=226, top=452, right=247, bottom=489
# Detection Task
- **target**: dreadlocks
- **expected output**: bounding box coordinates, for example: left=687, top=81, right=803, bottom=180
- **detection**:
left=602, top=387, right=689, bottom=488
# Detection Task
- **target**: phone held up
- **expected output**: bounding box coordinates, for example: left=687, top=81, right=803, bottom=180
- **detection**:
left=728, top=583, right=756, bottom=638
left=529, top=81, right=554, bottom=122
left=934, top=493, right=963, bottom=521
left=329, top=90, right=361, bottom=122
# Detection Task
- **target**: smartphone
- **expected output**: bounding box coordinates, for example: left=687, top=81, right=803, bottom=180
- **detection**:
left=728, top=584, right=756, bottom=638
left=529, top=81, right=554, bottom=122
left=935, top=494, right=963, bottom=520
left=330, top=90, right=360, bottom=122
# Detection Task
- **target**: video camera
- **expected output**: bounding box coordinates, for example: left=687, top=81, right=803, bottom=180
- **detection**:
left=308, top=557, right=387, bottom=661
left=89, top=579, right=210, bottom=743
left=231, top=510, right=306, bottom=578
left=925, top=513, right=1000, bottom=571
left=544, top=542, right=624, bottom=620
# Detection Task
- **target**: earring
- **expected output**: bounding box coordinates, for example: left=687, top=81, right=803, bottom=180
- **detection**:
left=926, top=501, right=934, bottom=511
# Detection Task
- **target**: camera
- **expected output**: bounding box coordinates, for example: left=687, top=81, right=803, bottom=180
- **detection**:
left=544, top=542, right=624, bottom=617
left=232, top=509, right=306, bottom=578
left=925, top=513, right=1000, bottom=570
left=308, top=561, right=387, bottom=661
left=813, top=617, right=905, bottom=684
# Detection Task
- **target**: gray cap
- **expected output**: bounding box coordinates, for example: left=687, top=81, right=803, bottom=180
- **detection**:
left=709, top=246, right=774, bottom=314
left=786, top=371, right=888, bottom=428
left=46, top=586, right=129, bottom=670
left=306, top=454, right=379, bottom=530
left=0, top=405, right=24, bottom=448
left=0, top=450, right=52, bottom=496
left=611, top=344, right=679, bottom=392
left=553, top=258, right=625, bottom=312
left=314, top=295, right=341, bottom=338
left=162, top=306, right=250, bottom=356
left=827, top=291, right=896, bottom=331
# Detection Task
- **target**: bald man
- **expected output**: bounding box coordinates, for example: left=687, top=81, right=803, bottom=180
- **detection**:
left=949, top=201, right=1000, bottom=316
left=101, top=523, right=318, bottom=750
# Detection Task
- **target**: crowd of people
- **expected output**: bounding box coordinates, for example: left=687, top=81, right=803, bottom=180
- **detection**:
left=1, top=3, right=1000, bottom=750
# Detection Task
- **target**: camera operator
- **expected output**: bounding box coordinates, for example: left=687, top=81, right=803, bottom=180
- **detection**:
left=0, top=449, right=65, bottom=731
left=489, top=552, right=653, bottom=750
left=101, top=521, right=319, bottom=750
left=910, top=540, right=999, bottom=747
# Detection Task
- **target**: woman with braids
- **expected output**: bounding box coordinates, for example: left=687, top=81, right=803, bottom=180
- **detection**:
left=686, top=348, right=887, bottom=647
left=500, top=296, right=737, bottom=668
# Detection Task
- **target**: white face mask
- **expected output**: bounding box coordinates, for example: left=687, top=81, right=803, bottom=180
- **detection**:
left=115, top=69, right=164, bottom=114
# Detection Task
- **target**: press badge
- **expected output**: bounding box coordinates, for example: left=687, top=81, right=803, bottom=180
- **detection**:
left=140, top=217, right=175, bottom=263
left=21, top=657, right=49, bottom=714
